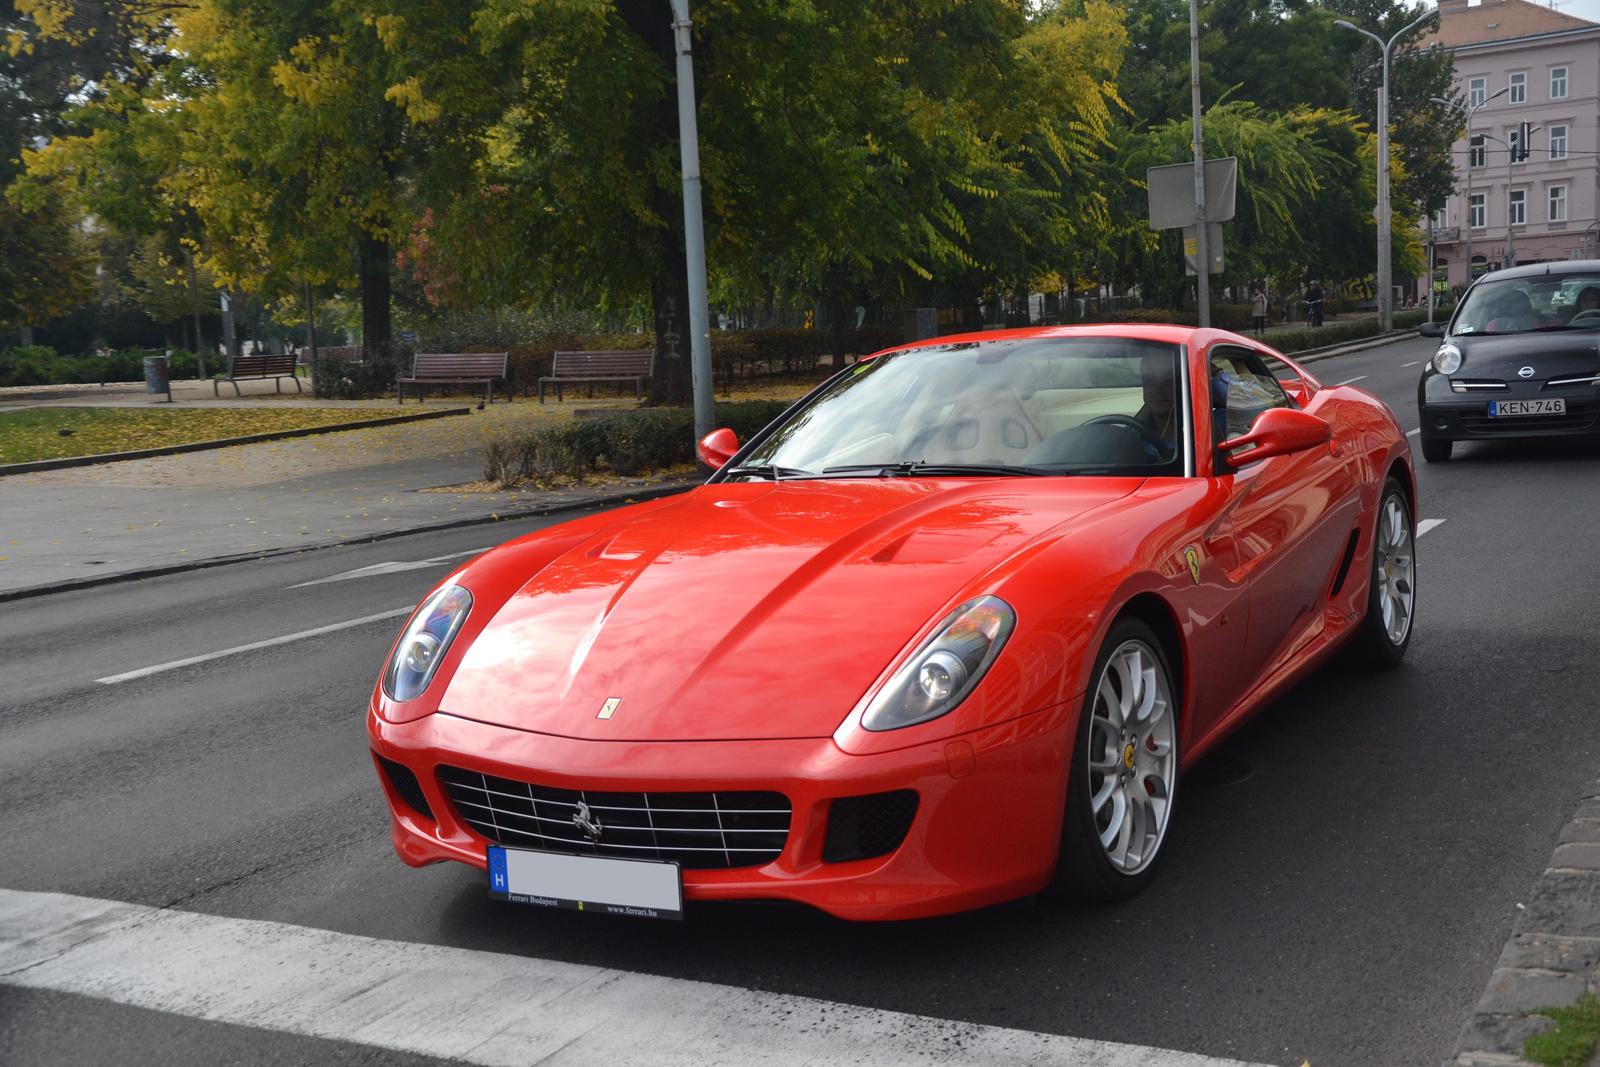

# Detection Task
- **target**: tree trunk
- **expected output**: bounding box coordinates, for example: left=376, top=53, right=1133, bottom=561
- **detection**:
left=360, top=236, right=392, bottom=354
left=648, top=247, right=694, bottom=407
left=186, top=248, right=206, bottom=379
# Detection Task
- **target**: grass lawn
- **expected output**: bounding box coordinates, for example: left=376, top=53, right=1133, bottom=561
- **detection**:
left=0, top=406, right=379, bottom=464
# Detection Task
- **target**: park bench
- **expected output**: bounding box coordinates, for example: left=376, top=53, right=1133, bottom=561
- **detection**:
left=215, top=352, right=303, bottom=396
left=397, top=352, right=509, bottom=405
left=539, top=349, right=655, bottom=402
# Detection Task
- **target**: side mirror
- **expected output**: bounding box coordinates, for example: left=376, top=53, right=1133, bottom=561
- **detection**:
left=1418, top=321, right=1445, bottom=338
left=696, top=427, right=739, bottom=469
left=1218, top=407, right=1332, bottom=469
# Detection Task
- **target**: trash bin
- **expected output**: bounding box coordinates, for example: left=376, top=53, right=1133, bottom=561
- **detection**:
left=143, top=353, right=171, bottom=402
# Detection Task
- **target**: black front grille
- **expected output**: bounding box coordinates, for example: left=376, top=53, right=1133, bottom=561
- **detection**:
left=375, top=754, right=434, bottom=821
left=437, top=765, right=791, bottom=870
left=1460, top=400, right=1598, bottom=434
left=823, top=790, right=919, bottom=863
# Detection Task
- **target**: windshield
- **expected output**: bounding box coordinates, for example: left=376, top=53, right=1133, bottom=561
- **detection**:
left=733, top=337, right=1187, bottom=478
left=1455, top=272, right=1600, bottom=335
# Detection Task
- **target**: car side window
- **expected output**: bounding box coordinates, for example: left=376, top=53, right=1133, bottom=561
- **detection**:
left=1209, top=346, right=1293, bottom=443
left=1258, top=353, right=1308, bottom=407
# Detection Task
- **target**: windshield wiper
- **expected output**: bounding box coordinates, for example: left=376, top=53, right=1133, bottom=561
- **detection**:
left=820, top=461, right=1058, bottom=477
left=722, top=464, right=809, bottom=480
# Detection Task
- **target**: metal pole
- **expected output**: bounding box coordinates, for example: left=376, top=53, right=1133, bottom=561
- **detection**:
left=669, top=0, right=715, bottom=445
left=1377, top=42, right=1392, bottom=332
left=304, top=280, right=319, bottom=395
left=1188, top=0, right=1209, bottom=329
left=1464, top=113, right=1474, bottom=286
left=1427, top=220, right=1436, bottom=322
left=186, top=247, right=207, bottom=380
left=1506, top=135, right=1515, bottom=268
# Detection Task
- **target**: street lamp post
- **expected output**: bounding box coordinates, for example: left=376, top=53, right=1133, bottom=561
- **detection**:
left=1337, top=10, right=1439, bottom=333
left=1434, top=87, right=1509, bottom=290
left=1188, top=0, right=1209, bottom=328
left=668, top=0, right=715, bottom=447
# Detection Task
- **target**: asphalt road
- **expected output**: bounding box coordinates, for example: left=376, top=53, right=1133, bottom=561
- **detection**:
left=5, top=333, right=1600, bottom=1067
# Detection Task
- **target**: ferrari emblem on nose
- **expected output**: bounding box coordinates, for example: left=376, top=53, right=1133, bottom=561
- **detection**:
left=1183, top=545, right=1202, bottom=586
left=572, top=801, right=603, bottom=842
left=597, top=697, right=621, bottom=719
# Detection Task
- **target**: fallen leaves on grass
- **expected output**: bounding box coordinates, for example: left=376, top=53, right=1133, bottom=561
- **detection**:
left=0, top=407, right=388, bottom=464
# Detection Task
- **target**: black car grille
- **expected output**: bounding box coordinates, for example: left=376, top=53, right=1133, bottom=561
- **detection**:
left=1460, top=399, right=1598, bottom=434
left=437, top=765, right=791, bottom=869
left=823, top=790, right=919, bottom=863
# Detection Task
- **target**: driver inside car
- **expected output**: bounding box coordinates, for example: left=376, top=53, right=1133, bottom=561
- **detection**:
left=1134, top=353, right=1179, bottom=459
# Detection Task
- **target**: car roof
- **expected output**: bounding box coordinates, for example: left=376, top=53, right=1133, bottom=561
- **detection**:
left=865, top=323, right=1200, bottom=360
left=1475, top=259, right=1600, bottom=283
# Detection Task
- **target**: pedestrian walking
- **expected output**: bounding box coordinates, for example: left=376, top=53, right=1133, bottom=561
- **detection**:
left=1251, top=288, right=1267, bottom=335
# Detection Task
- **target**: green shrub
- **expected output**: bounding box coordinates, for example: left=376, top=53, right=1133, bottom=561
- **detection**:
left=313, top=346, right=405, bottom=400
left=0, top=346, right=202, bottom=387
left=494, top=399, right=795, bottom=485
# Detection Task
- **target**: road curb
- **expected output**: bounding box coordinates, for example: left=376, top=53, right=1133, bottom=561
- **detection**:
left=1445, top=778, right=1600, bottom=1065
left=0, top=406, right=473, bottom=477
left=1276, top=326, right=1426, bottom=365
left=0, top=479, right=699, bottom=604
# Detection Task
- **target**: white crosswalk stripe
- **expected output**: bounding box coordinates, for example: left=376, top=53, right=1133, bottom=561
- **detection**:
left=0, top=889, right=1272, bottom=1067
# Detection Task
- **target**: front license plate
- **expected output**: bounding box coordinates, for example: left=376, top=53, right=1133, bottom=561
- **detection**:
left=1489, top=398, right=1566, bottom=417
left=487, top=845, right=682, bottom=920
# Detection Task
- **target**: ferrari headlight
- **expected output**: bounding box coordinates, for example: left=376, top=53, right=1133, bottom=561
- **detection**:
left=383, top=584, right=472, bottom=702
left=862, top=596, right=1015, bottom=732
left=1434, top=344, right=1462, bottom=375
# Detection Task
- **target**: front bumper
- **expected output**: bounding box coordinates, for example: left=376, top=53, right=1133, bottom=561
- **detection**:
left=1418, top=375, right=1600, bottom=441
left=368, top=705, right=1074, bottom=921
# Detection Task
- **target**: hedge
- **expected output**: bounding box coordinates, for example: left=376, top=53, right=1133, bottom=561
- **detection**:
left=1268, top=308, right=1444, bottom=355
left=0, top=345, right=203, bottom=387
left=485, top=399, right=794, bottom=486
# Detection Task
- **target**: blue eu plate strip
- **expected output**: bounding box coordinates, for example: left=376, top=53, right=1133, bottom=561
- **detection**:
left=487, top=845, right=509, bottom=894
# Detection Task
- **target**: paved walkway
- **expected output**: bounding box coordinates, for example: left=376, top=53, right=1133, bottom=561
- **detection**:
left=0, top=382, right=696, bottom=598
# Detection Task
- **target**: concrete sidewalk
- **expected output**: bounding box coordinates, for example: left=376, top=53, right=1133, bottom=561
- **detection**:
left=0, top=391, right=696, bottom=599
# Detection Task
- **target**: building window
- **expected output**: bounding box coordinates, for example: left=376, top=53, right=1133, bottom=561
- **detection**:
left=1550, top=125, right=1567, bottom=160
left=1551, top=67, right=1568, bottom=99
left=1509, top=126, right=1524, bottom=164
left=1469, top=77, right=1486, bottom=108
left=1431, top=208, right=1448, bottom=230
left=1470, top=193, right=1486, bottom=229
left=1509, top=72, right=1526, bottom=103
left=1549, top=185, right=1567, bottom=222
left=1509, top=190, right=1525, bottom=226
left=1469, top=135, right=1486, bottom=168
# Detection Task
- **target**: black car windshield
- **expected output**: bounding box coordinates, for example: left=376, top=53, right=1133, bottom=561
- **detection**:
left=1455, top=272, right=1600, bottom=335
left=732, top=337, right=1187, bottom=478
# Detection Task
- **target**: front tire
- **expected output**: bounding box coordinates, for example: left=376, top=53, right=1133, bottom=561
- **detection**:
left=1420, top=436, right=1452, bottom=462
left=1350, top=478, right=1415, bottom=668
left=1051, top=618, right=1179, bottom=901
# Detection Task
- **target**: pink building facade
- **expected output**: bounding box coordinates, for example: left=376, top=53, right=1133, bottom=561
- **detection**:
left=1424, top=0, right=1600, bottom=288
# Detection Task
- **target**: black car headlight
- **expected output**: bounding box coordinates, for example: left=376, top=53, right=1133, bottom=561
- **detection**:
left=1433, top=343, right=1462, bottom=375
left=383, top=585, right=472, bottom=702
left=862, top=596, right=1016, bottom=731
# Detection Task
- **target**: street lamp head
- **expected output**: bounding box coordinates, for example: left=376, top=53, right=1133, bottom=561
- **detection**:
left=1335, top=19, right=1359, bottom=30
left=1488, top=85, right=1510, bottom=102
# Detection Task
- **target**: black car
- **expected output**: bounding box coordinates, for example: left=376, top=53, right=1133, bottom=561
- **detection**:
left=1417, top=261, right=1600, bottom=462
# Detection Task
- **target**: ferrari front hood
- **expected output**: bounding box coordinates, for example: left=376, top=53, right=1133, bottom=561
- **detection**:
left=439, top=477, right=1138, bottom=741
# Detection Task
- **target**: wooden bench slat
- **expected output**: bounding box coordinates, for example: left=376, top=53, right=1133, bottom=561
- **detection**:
left=216, top=352, right=303, bottom=396
left=398, top=352, right=509, bottom=405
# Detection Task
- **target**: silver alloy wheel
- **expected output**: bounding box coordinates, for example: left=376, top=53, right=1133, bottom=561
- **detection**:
left=1086, top=639, right=1177, bottom=874
left=1376, top=494, right=1415, bottom=646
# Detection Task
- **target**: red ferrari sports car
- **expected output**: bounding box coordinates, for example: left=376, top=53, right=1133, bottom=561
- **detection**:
left=368, top=325, right=1416, bottom=921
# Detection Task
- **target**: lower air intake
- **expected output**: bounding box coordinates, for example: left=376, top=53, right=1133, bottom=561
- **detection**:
left=823, top=790, right=919, bottom=863
left=438, top=765, right=791, bottom=870
left=374, top=754, right=434, bottom=821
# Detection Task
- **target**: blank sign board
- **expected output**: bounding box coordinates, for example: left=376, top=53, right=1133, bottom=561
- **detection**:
left=1147, top=157, right=1238, bottom=231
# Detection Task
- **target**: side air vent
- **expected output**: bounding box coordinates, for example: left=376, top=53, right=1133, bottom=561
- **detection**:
left=1329, top=529, right=1361, bottom=597
left=374, top=754, right=435, bottom=821
left=823, top=790, right=919, bottom=863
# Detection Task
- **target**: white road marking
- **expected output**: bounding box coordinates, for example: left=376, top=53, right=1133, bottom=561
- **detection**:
left=1407, top=428, right=1421, bottom=437
left=96, top=607, right=413, bottom=684
left=290, top=548, right=486, bottom=588
left=1417, top=519, right=1446, bottom=537
left=0, top=889, right=1271, bottom=1067
left=1334, top=375, right=1368, bottom=385
left=1401, top=361, right=1421, bottom=367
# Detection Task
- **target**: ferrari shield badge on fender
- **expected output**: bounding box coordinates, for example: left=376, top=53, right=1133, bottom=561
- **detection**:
left=597, top=697, right=622, bottom=719
left=1184, top=545, right=1202, bottom=585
